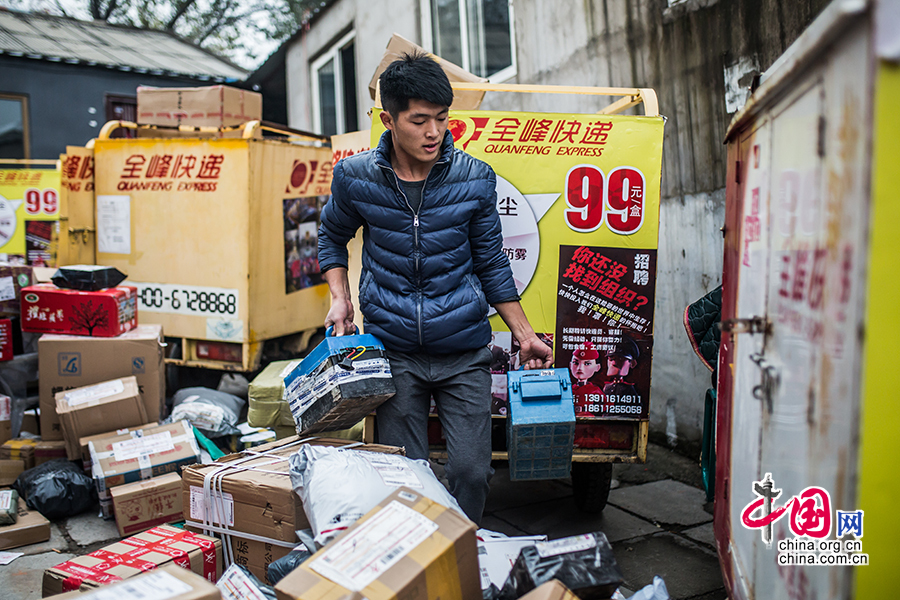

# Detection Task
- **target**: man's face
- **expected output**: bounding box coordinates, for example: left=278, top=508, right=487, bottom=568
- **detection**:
left=569, top=355, right=601, bottom=382
left=381, top=99, right=449, bottom=170
left=606, top=355, right=634, bottom=377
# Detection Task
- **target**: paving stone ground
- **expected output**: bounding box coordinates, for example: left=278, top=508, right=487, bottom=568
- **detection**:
left=0, top=442, right=726, bottom=599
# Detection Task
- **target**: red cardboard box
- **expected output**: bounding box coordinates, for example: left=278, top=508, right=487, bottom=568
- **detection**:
left=42, top=524, right=222, bottom=595
left=20, top=284, right=137, bottom=337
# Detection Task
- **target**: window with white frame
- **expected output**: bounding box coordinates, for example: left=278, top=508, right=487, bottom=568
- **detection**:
left=423, top=0, right=516, bottom=81
left=312, top=31, right=359, bottom=137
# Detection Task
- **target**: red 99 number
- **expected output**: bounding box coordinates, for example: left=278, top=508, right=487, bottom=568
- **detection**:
left=564, top=165, right=604, bottom=232
left=24, top=188, right=59, bottom=216
left=563, top=165, right=646, bottom=235
left=606, top=167, right=645, bottom=235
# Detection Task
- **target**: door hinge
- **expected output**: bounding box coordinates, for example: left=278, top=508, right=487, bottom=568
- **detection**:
left=719, top=316, right=770, bottom=335
left=68, top=227, right=96, bottom=244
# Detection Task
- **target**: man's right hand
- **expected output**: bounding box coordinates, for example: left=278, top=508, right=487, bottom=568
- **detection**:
left=323, top=267, right=356, bottom=335
left=325, top=297, right=356, bottom=335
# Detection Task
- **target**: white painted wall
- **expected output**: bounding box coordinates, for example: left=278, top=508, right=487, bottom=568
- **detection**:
left=285, top=0, right=420, bottom=133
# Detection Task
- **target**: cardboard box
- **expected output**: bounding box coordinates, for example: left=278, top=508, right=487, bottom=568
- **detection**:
left=274, top=487, right=480, bottom=600
left=0, top=264, right=35, bottom=315
left=80, top=422, right=160, bottom=466
left=519, top=580, right=581, bottom=600
left=20, top=284, right=137, bottom=337
left=0, top=395, right=10, bottom=444
left=182, top=436, right=404, bottom=584
left=368, top=33, right=487, bottom=111
left=34, top=439, right=68, bottom=465
left=39, top=324, right=166, bottom=440
left=137, top=85, right=262, bottom=128
left=20, top=410, right=38, bottom=436
left=43, top=524, right=222, bottom=595
left=57, top=376, right=149, bottom=460
left=0, top=437, right=36, bottom=469
left=247, top=358, right=300, bottom=429
left=0, top=496, right=51, bottom=550
left=0, top=459, right=24, bottom=486
left=111, top=472, right=184, bottom=537
left=51, top=564, right=221, bottom=600
left=91, top=421, right=199, bottom=518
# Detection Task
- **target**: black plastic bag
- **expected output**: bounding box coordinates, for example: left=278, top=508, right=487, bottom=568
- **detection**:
left=51, top=265, right=127, bottom=291
left=267, top=547, right=313, bottom=585
left=170, top=387, right=245, bottom=438
left=498, top=532, right=623, bottom=600
left=13, top=459, right=96, bottom=520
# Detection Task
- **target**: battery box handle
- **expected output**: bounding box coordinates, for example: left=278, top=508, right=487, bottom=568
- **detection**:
left=326, top=324, right=360, bottom=337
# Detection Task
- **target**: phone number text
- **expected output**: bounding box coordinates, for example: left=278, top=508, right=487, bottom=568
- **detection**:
left=131, top=282, right=240, bottom=318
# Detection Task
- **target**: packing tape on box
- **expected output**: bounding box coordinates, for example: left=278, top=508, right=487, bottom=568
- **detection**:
left=195, top=435, right=359, bottom=567
left=53, top=527, right=217, bottom=592
left=183, top=520, right=298, bottom=548
left=90, top=432, right=195, bottom=480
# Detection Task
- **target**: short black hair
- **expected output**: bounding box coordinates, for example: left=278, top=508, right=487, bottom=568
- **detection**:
left=380, top=51, right=454, bottom=116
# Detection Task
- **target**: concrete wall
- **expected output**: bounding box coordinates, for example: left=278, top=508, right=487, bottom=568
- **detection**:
left=495, top=0, right=829, bottom=453
left=0, top=57, right=208, bottom=159
left=285, top=0, right=829, bottom=453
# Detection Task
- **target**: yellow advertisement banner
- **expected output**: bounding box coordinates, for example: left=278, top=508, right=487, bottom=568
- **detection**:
left=372, top=109, right=664, bottom=424
left=0, top=168, right=61, bottom=262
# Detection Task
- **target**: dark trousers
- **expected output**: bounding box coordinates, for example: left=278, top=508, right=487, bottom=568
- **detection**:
left=376, top=346, right=494, bottom=525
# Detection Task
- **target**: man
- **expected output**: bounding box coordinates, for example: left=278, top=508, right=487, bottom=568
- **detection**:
left=568, top=341, right=604, bottom=417
left=317, top=52, right=552, bottom=524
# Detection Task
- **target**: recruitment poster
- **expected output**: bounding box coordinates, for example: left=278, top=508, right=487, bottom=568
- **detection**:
left=371, top=110, right=664, bottom=429
left=0, top=168, right=61, bottom=265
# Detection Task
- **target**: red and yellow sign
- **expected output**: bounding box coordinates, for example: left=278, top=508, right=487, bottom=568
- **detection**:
left=0, top=168, right=61, bottom=263
left=373, top=109, right=664, bottom=424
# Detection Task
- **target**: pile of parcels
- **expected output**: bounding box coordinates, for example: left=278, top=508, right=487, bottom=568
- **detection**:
left=8, top=431, right=629, bottom=600
left=0, top=263, right=638, bottom=600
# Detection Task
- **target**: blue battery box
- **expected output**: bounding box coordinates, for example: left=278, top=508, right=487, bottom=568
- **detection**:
left=506, top=368, right=575, bottom=481
left=283, top=330, right=395, bottom=435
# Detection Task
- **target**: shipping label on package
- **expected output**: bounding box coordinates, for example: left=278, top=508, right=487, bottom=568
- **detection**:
left=310, top=500, right=438, bottom=591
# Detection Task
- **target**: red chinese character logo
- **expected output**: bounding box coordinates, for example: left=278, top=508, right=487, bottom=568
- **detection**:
left=740, top=473, right=833, bottom=547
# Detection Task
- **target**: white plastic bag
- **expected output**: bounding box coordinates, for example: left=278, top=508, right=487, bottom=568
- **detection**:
left=623, top=576, right=670, bottom=600
left=289, top=444, right=466, bottom=546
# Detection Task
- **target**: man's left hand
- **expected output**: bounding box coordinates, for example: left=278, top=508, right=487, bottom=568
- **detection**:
left=518, top=335, right=553, bottom=370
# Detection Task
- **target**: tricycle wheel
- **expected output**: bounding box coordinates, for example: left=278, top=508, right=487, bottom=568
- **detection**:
left=571, top=462, right=613, bottom=513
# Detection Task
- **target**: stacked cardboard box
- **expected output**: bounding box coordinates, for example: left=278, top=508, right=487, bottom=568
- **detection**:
left=137, top=85, right=262, bottom=128
left=20, top=284, right=137, bottom=337
left=110, top=473, right=184, bottom=537
left=43, top=525, right=222, bottom=595
left=182, top=436, right=404, bottom=584
left=0, top=460, right=23, bottom=486
left=0, top=437, right=37, bottom=469
left=34, top=439, right=67, bottom=465
left=0, top=395, right=10, bottom=444
left=274, top=486, right=480, bottom=600
left=0, top=496, right=51, bottom=550
left=51, top=565, right=220, bottom=600
left=56, top=376, right=148, bottom=460
left=39, top=324, right=165, bottom=440
left=89, top=420, right=199, bottom=519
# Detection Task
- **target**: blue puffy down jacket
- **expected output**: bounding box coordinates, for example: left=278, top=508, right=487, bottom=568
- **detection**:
left=318, top=130, right=518, bottom=354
